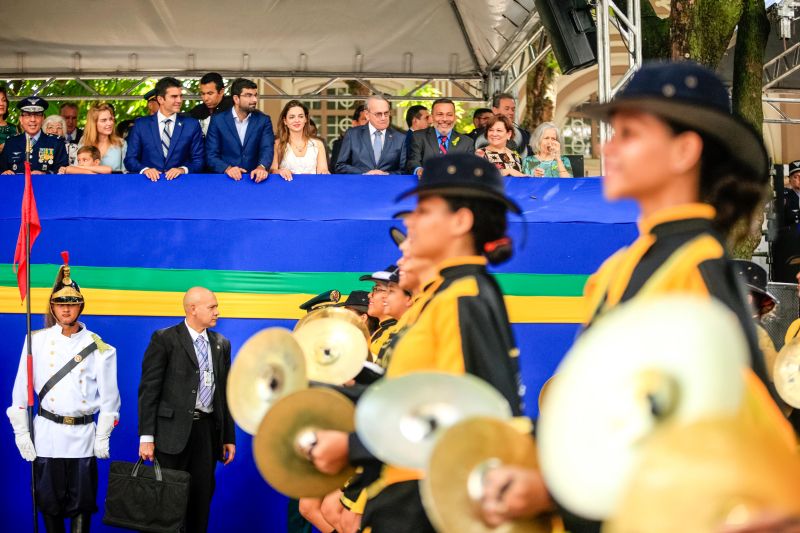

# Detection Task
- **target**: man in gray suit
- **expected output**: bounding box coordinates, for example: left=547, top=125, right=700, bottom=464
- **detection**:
left=335, top=95, right=407, bottom=174
left=407, top=98, right=475, bottom=176
left=138, top=287, right=235, bottom=533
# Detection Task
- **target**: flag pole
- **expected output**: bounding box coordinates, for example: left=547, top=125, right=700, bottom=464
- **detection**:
left=24, top=160, right=38, bottom=533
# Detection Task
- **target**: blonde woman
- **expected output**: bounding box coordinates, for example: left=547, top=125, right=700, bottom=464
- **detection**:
left=80, top=103, right=127, bottom=172
left=270, top=100, right=328, bottom=181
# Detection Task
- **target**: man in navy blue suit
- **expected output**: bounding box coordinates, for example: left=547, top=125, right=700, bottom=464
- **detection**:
left=335, top=95, right=407, bottom=175
left=124, top=77, right=205, bottom=181
left=205, top=78, right=274, bottom=182
left=1, top=96, right=68, bottom=174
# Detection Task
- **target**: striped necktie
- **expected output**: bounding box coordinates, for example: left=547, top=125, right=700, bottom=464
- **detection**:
left=194, top=335, right=213, bottom=408
left=161, top=118, right=172, bottom=158
left=438, top=134, right=448, bottom=154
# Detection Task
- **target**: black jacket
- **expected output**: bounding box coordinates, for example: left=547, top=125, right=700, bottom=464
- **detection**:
left=138, top=322, right=235, bottom=456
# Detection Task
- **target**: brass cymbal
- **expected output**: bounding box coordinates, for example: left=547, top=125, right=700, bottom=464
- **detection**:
left=774, top=338, right=800, bottom=409
left=252, top=388, right=356, bottom=499
left=605, top=417, right=800, bottom=533
left=294, top=317, right=369, bottom=385
left=228, top=328, right=308, bottom=435
left=355, top=372, right=513, bottom=469
left=421, top=417, right=550, bottom=533
left=538, top=296, right=749, bottom=520
left=294, top=305, right=371, bottom=341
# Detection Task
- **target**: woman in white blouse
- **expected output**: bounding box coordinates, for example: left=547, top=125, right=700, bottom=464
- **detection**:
left=270, top=100, right=329, bottom=180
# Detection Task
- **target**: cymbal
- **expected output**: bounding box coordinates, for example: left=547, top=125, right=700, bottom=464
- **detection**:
left=294, top=317, right=369, bottom=384
left=355, top=372, right=513, bottom=469
left=421, top=417, right=550, bottom=533
left=774, top=338, right=800, bottom=408
left=605, top=417, right=800, bottom=533
left=228, top=328, right=308, bottom=435
left=294, top=305, right=371, bottom=341
left=537, top=296, right=749, bottom=520
left=252, top=388, right=356, bottom=499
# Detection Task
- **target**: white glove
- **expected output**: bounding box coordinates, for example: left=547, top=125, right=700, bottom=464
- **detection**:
left=7, top=407, right=36, bottom=461
left=94, top=413, right=117, bottom=459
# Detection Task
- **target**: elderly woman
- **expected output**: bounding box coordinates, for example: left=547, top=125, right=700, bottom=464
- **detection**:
left=43, top=114, right=67, bottom=138
left=522, top=122, right=573, bottom=177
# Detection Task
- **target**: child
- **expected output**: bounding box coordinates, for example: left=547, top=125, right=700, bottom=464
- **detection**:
left=58, top=145, right=112, bottom=174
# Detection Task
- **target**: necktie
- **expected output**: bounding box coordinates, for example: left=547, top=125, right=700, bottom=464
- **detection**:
left=195, top=335, right=213, bottom=408
left=373, top=130, right=383, bottom=164
left=438, top=134, right=448, bottom=154
left=161, top=118, right=172, bottom=158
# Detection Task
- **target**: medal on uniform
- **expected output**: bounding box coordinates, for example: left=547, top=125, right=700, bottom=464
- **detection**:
left=203, top=370, right=214, bottom=386
left=39, top=147, right=53, bottom=165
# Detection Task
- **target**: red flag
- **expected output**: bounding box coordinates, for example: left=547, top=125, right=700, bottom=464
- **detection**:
left=13, top=161, right=41, bottom=302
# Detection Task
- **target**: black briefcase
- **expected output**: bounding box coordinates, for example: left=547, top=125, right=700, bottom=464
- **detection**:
left=103, top=458, right=191, bottom=532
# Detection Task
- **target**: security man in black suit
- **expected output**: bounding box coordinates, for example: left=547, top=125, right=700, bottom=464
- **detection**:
left=784, top=160, right=800, bottom=226
left=138, top=287, right=236, bottom=533
left=0, top=96, right=68, bottom=174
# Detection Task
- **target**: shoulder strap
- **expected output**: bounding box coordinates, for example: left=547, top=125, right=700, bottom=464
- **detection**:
left=38, top=342, right=97, bottom=402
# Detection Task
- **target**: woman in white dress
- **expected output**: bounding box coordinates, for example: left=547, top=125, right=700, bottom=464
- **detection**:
left=73, top=103, right=127, bottom=173
left=270, top=100, right=329, bottom=181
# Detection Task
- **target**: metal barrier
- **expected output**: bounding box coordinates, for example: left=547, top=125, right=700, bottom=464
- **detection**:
left=764, top=282, right=800, bottom=350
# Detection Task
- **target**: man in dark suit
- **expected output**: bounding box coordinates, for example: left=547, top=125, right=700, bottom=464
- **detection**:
left=785, top=160, right=800, bottom=226
left=205, top=77, right=274, bottom=182
left=189, top=72, right=234, bottom=135
left=60, top=102, right=83, bottom=144
left=124, top=76, right=205, bottom=181
left=138, top=287, right=235, bottom=533
left=330, top=104, right=368, bottom=171
left=407, top=98, right=475, bottom=176
left=1, top=96, right=68, bottom=174
left=335, top=95, right=407, bottom=174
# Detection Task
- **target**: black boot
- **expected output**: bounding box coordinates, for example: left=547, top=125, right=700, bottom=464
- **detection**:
left=70, top=512, right=90, bottom=533
left=42, top=513, right=66, bottom=533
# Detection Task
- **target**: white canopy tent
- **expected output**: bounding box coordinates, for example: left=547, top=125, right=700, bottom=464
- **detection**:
left=0, top=0, right=551, bottom=101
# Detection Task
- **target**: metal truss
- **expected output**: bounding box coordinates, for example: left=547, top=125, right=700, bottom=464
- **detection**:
left=763, top=42, right=800, bottom=90
left=595, top=0, right=643, bottom=170
left=0, top=71, right=487, bottom=103
left=764, top=96, right=800, bottom=124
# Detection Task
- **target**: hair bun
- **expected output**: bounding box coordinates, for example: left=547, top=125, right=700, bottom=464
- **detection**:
left=484, top=236, right=513, bottom=265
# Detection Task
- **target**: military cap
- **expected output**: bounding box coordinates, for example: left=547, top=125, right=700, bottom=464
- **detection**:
left=299, top=289, right=341, bottom=312
left=359, top=265, right=397, bottom=283
left=789, top=160, right=800, bottom=177
left=17, top=96, right=48, bottom=114
left=143, top=88, right=157, bottom=102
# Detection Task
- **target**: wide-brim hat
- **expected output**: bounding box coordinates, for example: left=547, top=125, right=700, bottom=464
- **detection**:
left=579, top=61, right=768, bottom=181
left=336, top=290, right=370, bottom=314
left=732, top=259, right=778, bottom=313
left=397, top=154, right=521, bottom=214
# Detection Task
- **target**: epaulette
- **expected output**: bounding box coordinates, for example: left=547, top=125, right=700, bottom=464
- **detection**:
left=90, top=333, right=111, bottom=352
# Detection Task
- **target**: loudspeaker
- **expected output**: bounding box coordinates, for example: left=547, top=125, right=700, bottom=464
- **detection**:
left=534, top=0, right=597, bottom=75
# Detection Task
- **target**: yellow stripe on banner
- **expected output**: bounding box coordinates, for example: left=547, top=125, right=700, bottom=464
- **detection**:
left=0, top=287, right=586, bottom=323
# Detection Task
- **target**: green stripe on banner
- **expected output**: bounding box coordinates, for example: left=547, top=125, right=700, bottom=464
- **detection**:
left=0, top=264, right=588, bottom=297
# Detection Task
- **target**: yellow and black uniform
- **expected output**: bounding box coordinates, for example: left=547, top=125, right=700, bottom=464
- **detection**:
left=369, top=318, right=397, bottom=362
left=359, top=256, right=523, bottom=532
left=565, top=203, right=794, bottom=533
left=786, top=319, right=800, bottom=346
left=339, top=288, right=434, bottom=513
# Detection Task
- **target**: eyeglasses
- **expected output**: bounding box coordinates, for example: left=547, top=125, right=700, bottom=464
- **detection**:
left=370, top=111, right=391, bottom=119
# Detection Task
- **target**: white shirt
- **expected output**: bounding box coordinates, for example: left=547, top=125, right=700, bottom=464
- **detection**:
left=9, top=324, right=120, bottom=458
left=232, top=107, right=250, bottom=145
left=368, top=123, right=385, bottom=140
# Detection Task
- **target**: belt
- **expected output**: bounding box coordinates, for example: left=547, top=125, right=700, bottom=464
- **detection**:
left=38, top=407, right=94, bottom=425
left=192, top=409, right=213, bottom=421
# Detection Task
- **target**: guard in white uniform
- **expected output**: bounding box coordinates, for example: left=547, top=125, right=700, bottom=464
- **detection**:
left=6, top=256, right=120, bottom=533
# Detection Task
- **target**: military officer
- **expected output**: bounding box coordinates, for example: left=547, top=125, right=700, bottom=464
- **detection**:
left=7, top=255, right=120, bottom=532
left=0, top=96, right=69, bottom=174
